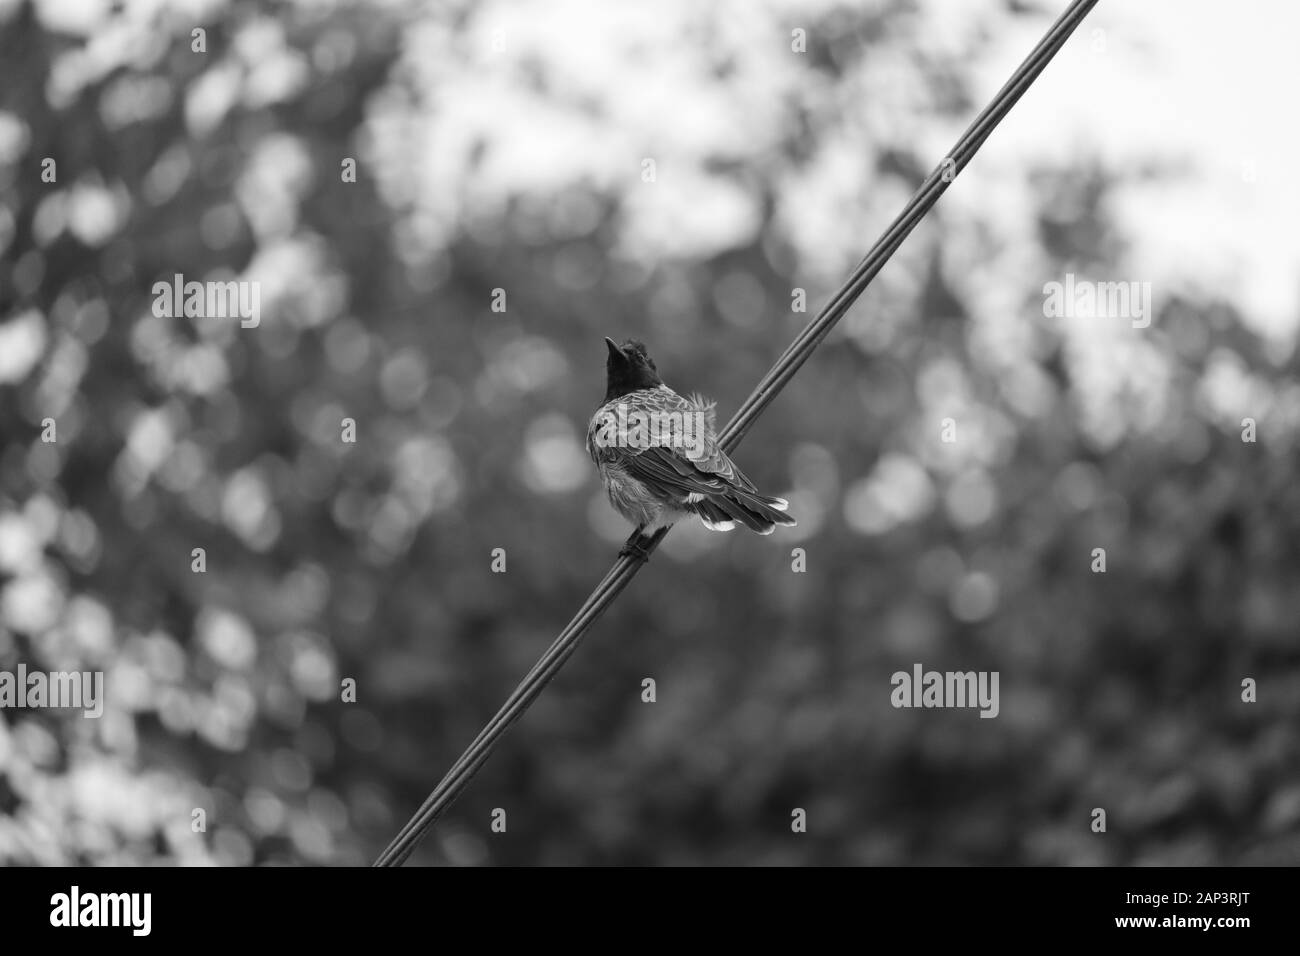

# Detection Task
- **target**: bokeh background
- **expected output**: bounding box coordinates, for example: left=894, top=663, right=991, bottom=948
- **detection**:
left=1, top=0, right=1298, bottom=865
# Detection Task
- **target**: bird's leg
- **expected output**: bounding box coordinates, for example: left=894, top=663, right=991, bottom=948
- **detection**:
left=618, top=527, right=653, bottom=562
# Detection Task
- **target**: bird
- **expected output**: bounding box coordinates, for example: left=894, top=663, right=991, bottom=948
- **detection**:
left=586, top=337, right=795, bottom=560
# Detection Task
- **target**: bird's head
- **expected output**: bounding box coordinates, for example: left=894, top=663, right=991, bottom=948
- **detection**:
left=603, top=337, right=663, bottom=400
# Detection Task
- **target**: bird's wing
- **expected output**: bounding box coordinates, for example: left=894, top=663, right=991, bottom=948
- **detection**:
left=673, top=392, right=756, bottom=493
left=622, top=445, right=738, bottom=501
left=613, top=387, right=758, bottom=496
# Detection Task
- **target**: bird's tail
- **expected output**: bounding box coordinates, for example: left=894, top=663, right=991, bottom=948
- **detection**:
left=692, top=490, right=796, bottom=535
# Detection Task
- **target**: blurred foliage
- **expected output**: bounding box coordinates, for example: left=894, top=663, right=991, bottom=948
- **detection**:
left=0, top=0, right=1297, bottom=866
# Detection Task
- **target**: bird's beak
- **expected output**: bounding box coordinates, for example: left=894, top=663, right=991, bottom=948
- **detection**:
left=604, top=337, right=623, bottom=360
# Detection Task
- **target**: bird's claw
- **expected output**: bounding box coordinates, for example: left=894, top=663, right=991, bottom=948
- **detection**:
left=619, top=536, right=653, bottom=562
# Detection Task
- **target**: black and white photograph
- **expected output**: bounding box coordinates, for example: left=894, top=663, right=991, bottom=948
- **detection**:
left=0, top=0, right=1293, bottom=930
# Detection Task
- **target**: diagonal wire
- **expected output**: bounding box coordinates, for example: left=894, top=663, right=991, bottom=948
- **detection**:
left=375, top=0, right=1099, bottom=867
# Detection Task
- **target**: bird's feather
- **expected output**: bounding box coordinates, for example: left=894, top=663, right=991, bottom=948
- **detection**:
left=588, top=375, right=795, bottom=536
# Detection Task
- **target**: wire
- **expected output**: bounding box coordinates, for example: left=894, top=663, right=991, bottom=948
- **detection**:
left=374, top=0, right=1100, bottom=867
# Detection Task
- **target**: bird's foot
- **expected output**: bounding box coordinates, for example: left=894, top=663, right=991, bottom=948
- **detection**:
left=619, top=533, right=653, bottom=562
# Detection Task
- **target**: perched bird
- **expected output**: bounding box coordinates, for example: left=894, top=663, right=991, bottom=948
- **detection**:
left=587, top=337, right=795, bottom=560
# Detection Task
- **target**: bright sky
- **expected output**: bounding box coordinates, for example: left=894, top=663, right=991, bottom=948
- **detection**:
left=22, top=0, right=1297, bottom=341
left=967, top=0, right=1300, bottom=340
